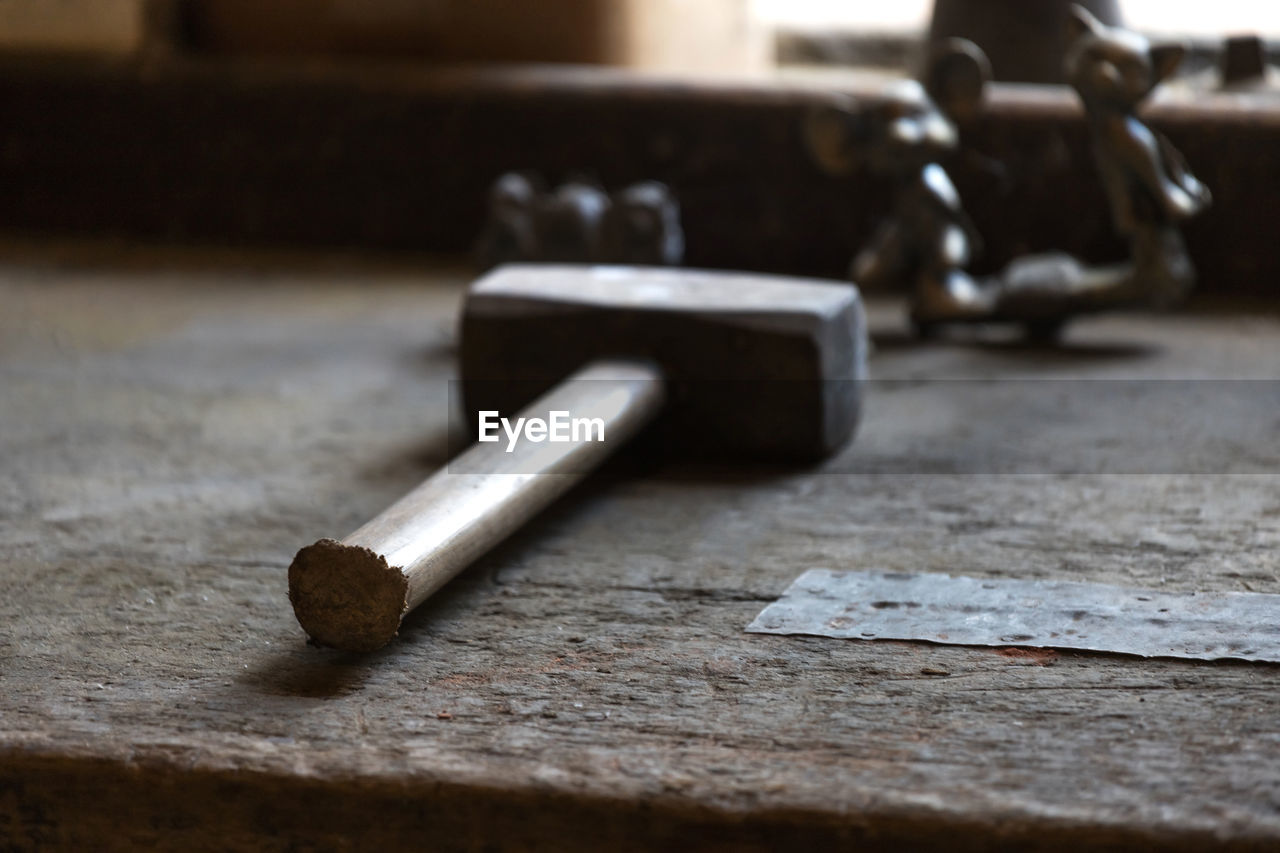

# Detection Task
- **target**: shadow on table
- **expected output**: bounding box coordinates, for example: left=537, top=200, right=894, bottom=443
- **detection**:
left=235, top=645, right=394, bottom=699
left=871, top=326, right=1160, bottom=361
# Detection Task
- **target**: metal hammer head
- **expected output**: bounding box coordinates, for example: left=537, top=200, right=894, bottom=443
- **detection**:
left=459, top=264, right=867, bottom=461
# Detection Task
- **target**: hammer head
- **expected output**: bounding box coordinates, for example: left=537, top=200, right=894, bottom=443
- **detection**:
left=459, top=264, right=866, bottom=462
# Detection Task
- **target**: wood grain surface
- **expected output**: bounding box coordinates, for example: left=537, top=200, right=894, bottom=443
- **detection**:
left=1, top=249, right=1278, bottom=850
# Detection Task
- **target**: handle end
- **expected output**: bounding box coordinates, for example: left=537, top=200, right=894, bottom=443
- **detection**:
left=288, top=539, right=409, bottom=652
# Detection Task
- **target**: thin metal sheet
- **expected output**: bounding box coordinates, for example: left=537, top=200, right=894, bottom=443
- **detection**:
left=746, top=569, right=1280, bottom=663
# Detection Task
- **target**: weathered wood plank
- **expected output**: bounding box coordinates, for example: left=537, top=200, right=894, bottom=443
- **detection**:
left=1, top=251, right=1278, bottom=849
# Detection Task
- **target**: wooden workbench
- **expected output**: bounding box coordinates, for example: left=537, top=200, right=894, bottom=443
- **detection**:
left=1, top=248, right=1277, bottom=850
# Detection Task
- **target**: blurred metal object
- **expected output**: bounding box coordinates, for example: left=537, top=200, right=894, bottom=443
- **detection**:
left=926, top=0, right=1120, bottom=84
left=601, top=182, right=685, bottom=267
left=476, top=173, right=684, bottom=269
left=474, top=172, right=542, bottom=271
left=1221, top=34, right=1268, bottom=88
left=534, top=180, right=612, bottom=264
left=923, top=37, right=993, bottom=123
left=928, top=5, right=1211, bottom=337
left=1035, top=5, right=1210, bottom=307
left=809, top=8, right=1212, bottom=340
left=805, top=41, right=998, bottom=328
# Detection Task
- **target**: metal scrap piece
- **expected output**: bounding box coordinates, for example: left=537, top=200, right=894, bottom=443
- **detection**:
left=747, top=569, right=1280, bottom=663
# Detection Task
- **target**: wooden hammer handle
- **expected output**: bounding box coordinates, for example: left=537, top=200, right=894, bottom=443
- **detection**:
left=288, top=360, right=665, bottom=651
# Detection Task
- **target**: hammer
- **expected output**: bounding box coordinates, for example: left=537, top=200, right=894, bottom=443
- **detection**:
left=288, top=264, right=866, bottom=651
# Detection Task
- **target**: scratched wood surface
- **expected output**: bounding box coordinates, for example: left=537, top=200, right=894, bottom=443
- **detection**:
left=1, top=247, right=1278, bottom=851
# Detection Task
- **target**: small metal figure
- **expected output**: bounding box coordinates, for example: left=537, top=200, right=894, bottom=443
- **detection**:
left=996, top=5, right=1211, bottom=323
left=805, top=39, right=996, bottom=329
left=602, top=181, right=685, bottom=267
left=474, top=172, right=540, bottom=270
left=534, top=179, right=612, bottom=264
left=978, top=6, right=1213, bottom=336
left=476, top=174, right=685, bottom=269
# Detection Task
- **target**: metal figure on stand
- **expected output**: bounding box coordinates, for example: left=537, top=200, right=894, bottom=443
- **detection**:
left=806, top=39, right=996, bottom=332
left=806, top=6, right=1211, bottom=340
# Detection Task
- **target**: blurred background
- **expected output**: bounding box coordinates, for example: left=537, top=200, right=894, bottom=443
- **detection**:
left=757, top=0, right=1280, bottom=33
left=0, top=1, right=1276, bottom=293
left=1, top=0, right=1276, bottom=74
